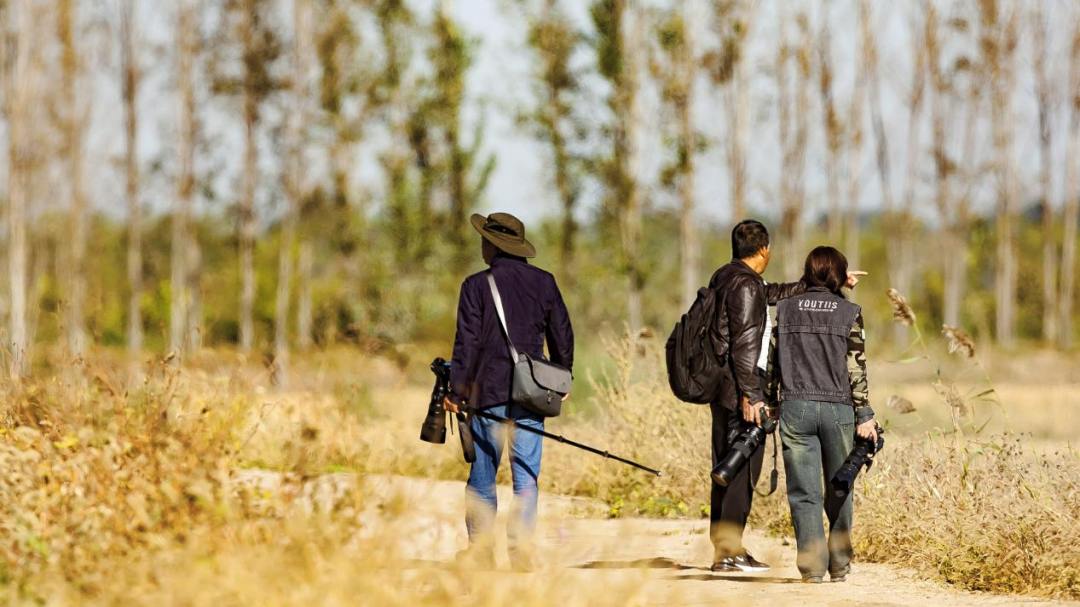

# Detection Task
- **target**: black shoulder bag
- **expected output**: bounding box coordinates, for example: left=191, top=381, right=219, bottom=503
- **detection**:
left=487, top=271, right=572, bottom=417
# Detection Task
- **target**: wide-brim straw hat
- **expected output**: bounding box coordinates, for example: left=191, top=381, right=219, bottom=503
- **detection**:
left=470, top=212, right=537, bottom=258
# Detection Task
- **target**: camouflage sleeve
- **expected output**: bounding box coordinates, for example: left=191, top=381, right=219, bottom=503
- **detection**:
left=765, top=325, right=780, bottom=407
left=847, top=312, right=874, bottom=424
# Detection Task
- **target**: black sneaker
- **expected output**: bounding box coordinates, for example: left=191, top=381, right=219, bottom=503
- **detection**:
left=710, top=557, right=742, bottom=572
left=732, top=553, right=771, bottom=572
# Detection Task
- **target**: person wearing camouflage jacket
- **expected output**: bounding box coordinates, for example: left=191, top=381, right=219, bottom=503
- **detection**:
left=764, top=246, right=877, bottom=584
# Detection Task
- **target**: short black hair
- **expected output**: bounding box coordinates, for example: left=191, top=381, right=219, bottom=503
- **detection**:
left=732, top=220, right=770, bottom=259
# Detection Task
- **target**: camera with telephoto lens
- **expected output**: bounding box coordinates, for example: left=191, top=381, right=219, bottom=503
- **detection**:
left=830, top=424, right=885, bottom=497
left=419, top=358, right=475, bottom=462
left=711, top=407, right=778, bottom=487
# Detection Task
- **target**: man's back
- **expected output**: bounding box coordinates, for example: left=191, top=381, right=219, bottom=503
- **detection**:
left=449, top=255, right=574, bottom=409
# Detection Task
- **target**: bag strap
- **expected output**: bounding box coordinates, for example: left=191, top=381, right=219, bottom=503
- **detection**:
left=486, top=271, right=520, bottom=364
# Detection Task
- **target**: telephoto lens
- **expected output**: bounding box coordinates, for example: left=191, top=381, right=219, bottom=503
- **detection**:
left=830, top=426, right=885, bottom=497
left=711, top=415, right=777, bottom=487
left=419, top=358, right=451, bottom=444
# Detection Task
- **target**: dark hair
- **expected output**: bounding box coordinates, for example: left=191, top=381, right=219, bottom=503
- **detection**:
left=802, top=246, right=849, bottom=295
left=731, top=220, right=770, bottom=259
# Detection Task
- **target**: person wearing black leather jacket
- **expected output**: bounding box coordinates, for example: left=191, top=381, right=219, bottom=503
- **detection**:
left=708, top=220, right=864, bottom=573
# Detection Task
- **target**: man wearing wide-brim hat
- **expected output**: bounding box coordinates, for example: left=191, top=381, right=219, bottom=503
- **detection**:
left=444, top=212, right=574, bottom=571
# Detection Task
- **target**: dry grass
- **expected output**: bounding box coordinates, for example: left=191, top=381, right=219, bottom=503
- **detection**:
left=2, top=328, right=1078, bottom=602
left=0, top=352, right=645, bottom=605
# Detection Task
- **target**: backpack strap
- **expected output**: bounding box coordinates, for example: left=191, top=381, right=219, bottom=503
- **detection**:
left=486, top=271, right=520, bottom=364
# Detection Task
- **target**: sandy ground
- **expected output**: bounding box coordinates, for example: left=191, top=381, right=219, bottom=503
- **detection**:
left=238, top=471, right=1077, bottom=606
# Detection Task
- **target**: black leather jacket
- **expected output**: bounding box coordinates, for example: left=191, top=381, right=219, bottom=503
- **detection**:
left=709, top=259, right=805, bottom=410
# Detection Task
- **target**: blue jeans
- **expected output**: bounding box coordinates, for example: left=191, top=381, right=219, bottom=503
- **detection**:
left=780, top=400, right=856, bottom=580
left=465, top=404, right=544, bottom=553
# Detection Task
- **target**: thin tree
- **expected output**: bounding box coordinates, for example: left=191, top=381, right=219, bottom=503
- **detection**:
left=1032, top=2, right=1058, bottom=345
left=431, top=1, right=494, bottom=270
left=926, top=3, right=976, bottom=328
left=591, top=0, right=645, bottom=331
left=1, top=0, right=45, bottom=377
left=844, top=5, right=866, bottom=287
left=978, top=0, right=1019, bottom=348
left=654, top=3, right=700, bottom=310
left=776, top=10, right=810, bottom=279
left=1060, top=21, right=1080, bottom=349
left=817, top=9, right=843, bottom=243
left=213, top=0, right=283, bottom=353
left=275, top=0, right=314, bottom=387
left=311, top=0, right=368, bottom=348
left=896, top=7, right=928, bottom=321
left=57, top=0, right=89, bottom=356
left=525, top=0, right=584, bottom=274
left=172, top=0, right=200, bottom=356
left=376, top=0, right=417, bottom=267
left=707, top=0, right=756, bottom=225
left=120, top=0, right=143, bottom=354
left=860, top=0, right=895, bottom=267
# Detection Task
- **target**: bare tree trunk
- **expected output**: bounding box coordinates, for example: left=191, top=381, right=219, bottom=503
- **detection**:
left=927, top=5, right=966, bottom=328
left=897, top=11, right=926, bottom=328
left=860, top=0, right=895, bottom=259
left=844, top=39, right=865, bottom=292
left=1060, top=25, right=1080, bottom=349
left=777, top=10, right=809, bottom=279
left=818, top=16, right=843, bottom=244
left=983, top=4, right=1018, bottom=348
left=274, top=204, right=295, bottom=386
left=678, top=0, right=699, bottom=311
left=3, top=1, right=41, bottom=378
left=1033, top=5, right=1058, bottom=345
left=58, top=0, right=89, bottom=356
left=120, top=0, right=144, bottom=355
left=238, top=0, right=257, bottom=354
left=624, top=3, right=644, bottom=332
left=296, top=239, right=312, bottom=350
left=725, top=81, right=748, bottom=223
left=275, top=0, right=312, bottom=387
left=172, top=0, right=197, bottom=356
left=711, top=0, right=754, bottom=224
left=776, top=12, right=794, bottom=276
left=186, top=242, right=202, bottom=350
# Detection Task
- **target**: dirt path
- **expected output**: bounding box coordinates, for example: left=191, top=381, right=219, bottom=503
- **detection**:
left=238, top=471, right=1075, bottom=606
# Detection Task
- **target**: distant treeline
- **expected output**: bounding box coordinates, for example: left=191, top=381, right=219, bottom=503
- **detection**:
left=2, top=0, right=1079, bottom=381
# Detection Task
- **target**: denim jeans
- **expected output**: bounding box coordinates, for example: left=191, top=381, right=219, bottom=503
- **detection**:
left=465, top=404, right=544, bottom=554
left=779, top=399, right=856, bottom=579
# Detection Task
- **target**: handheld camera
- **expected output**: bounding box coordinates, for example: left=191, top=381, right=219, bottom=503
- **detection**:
left=419, top=358, right=475, bottom=463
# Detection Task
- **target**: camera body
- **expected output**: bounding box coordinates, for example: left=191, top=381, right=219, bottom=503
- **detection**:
left=830, top=425, right=885, bottom=497
left=711, top=409, right=777, bottom=487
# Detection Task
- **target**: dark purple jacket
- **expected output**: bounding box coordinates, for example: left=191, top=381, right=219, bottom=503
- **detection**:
left=449, top=255, right=574, bottom=409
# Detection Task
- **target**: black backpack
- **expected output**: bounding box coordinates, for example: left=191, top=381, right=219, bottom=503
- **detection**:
left=665, top=285, right=728, bottom=404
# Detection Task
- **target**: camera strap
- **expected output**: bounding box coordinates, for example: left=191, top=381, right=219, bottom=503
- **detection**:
left=755, top=433, right=779, bottom=497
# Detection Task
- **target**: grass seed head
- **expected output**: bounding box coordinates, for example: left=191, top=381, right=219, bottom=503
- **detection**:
left=886, top=394, right=917, bottom=414
left=942, top=325, right=976, bottom=359
left=887, top=288, right=916, bottom=326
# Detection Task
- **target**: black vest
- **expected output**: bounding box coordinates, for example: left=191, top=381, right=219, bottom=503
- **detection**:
left=775, top=288, right=860, bottom=405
